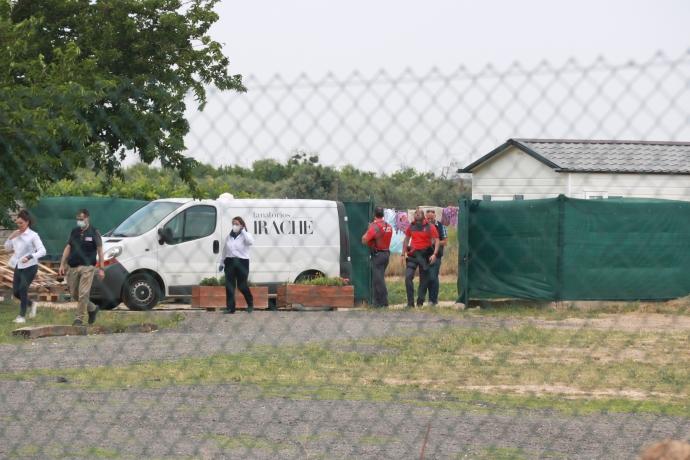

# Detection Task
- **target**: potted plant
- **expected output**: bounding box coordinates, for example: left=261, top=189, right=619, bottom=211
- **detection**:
left=191, top=276, right=269, bottom=310
left=276, top=275, right=354, bottom=309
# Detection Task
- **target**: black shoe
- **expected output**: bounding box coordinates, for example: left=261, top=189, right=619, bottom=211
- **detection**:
left=72, top=319, right=84, bottom=326
left=416, top=300, right=424, bottom=307
left=406, top=303, right=415, bottom=308
left=223, top=309, right=235, bottom=314
left=88, top=308, right=99, bottom=325
left=246, top=306, right=254, bottom=313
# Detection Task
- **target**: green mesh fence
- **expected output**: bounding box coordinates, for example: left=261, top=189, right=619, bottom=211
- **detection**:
left=28, top=197, right=148, bottom=259
left=460, top=195, right=690, bottom=302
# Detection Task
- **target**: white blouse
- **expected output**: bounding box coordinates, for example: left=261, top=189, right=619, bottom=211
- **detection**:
left=4, top=228, right=47, bottom=269
left=219, top=229, right=254, bottom=262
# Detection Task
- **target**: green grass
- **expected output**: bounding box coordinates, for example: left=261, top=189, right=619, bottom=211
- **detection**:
left=385, top=280, right=458, bottom=305
left=454, top=446, right=531, bottom=460
left=203, top=434, right=294, bottom=453
left=8, top=444, right=122, bottom=459
left=3, top=324, right=688, bottom=416
left=378, top=281, right=690, bottom=321
left=0, top=301, right=185, bottom=344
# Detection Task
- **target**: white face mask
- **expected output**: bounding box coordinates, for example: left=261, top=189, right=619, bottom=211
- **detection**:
left=77, top=220, right=87, bottom=229
left=232, top=224, right=241, bottom=233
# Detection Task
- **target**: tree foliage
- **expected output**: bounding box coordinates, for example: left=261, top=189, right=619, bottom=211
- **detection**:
left=0, top=0, right=244, bottom=223
left=45, top=155, right=462, bottom=209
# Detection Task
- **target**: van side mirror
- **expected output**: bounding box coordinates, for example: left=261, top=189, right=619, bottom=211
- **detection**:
left=158, top=227, right=173, bottom=245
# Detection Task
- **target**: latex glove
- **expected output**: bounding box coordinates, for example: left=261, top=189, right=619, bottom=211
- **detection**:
left=218, top=265, right=224, bottom=272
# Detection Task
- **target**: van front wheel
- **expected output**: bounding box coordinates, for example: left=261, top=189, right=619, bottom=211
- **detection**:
left=294, top=270, right=325, bottom=283
left=124, top=273, right=160, bottom=310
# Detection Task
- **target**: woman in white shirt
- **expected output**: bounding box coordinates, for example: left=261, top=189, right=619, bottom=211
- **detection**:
left=4, top=210, right=47, bottom=323
left=218, top=216, right=254, bottom=314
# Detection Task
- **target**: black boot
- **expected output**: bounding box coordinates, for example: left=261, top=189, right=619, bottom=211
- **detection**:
left=88, top=308, right=99, bottom=325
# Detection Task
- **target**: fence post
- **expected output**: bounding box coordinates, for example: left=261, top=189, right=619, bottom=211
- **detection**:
left=457, top=198, right=471, bottom=304
left=555, top=194, right=566, bottom=302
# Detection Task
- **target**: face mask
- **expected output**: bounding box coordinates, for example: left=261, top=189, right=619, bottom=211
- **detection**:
left=77, top=220, right=87, bottom=229
left=232, top=224, right=241, bottom=233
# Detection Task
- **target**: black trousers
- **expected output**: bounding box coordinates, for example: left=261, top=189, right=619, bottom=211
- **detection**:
left=13, top=265, right=38, bottom=317
left=421, top=255, right=442, bottom=304
left=371, top=251, right=390, bottom=306
left=224, top=257, right=253, bottom=312
left=405, top=249, right=432, bottom=306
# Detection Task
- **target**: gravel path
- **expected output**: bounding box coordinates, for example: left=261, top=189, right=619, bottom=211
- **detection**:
left=2, top=311, right=689, bottom=373
left=2, top=310, right=689, bottom=459
left=0, top=311, right=464, bottom=372
left=1, top=382, right=688, bottom=459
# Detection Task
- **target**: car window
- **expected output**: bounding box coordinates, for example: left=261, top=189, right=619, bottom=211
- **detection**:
left=184, top=206, right=217, bottom=241
left=163, top=206, right=216, bottom=245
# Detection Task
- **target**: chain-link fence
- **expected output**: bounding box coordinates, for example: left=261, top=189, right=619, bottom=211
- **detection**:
left=187, top=50, right=690, bottom=176
left=2, top=49, right=690, bottom=459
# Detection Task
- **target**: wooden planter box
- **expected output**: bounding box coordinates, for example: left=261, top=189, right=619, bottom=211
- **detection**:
left=191, top=286, right=269, bottom=309
left=276, top=284, right=354, bottom=309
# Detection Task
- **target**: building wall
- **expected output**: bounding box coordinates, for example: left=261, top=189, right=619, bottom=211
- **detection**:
left=568, top=173, right=690, bottom=201
left=470, top=146, right=690, bottom=201
left=470, top=146, right=567, bottom=200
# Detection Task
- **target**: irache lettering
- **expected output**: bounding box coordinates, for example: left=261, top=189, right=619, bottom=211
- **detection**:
left=251, top=211, right=314, bottom=235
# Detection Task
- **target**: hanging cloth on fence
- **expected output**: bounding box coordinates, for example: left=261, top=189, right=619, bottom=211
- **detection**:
left=441, top=206, right=458, bottom=227
left=395, top=211, right=410, bottom=233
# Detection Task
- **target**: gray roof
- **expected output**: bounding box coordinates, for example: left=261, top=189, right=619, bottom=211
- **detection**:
left=461, top=139, right=690, bottom=174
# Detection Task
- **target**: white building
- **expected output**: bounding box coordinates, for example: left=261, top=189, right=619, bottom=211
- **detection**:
left=461, top=139, right=690, bottom=201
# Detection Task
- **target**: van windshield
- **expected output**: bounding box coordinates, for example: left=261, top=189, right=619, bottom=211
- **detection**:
left=110, top=202, right=184, bottom=237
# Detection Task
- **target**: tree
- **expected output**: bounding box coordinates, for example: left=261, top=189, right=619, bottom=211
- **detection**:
left=0, top=0, right=244, bottom=223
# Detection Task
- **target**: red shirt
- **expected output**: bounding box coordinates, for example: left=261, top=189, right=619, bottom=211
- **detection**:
left=405, top=220, right=439, bottom=252
left=364, top=218, right=393, bottom=250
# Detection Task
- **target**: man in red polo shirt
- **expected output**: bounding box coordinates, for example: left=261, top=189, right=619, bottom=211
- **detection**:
left=402, top=209, right=439, bottom=307
left=362, top=206, right=393, bottom=307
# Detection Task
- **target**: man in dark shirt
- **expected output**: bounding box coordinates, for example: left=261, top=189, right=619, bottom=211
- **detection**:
left=58, top=209, right=105, bottom=325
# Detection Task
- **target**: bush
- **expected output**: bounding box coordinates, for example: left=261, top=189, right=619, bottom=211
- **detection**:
left=295, top=275, right=349, bottom=286
left=199, top=276, right=225, bottom=286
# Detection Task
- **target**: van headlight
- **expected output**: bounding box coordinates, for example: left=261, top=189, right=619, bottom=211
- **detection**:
left=105, top=246, right=123, bottom=260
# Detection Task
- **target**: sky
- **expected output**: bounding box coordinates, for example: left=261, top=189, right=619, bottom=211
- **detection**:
left=211, top=0, right=690, bottom=79
left=181, top=0, right=690, bottom=173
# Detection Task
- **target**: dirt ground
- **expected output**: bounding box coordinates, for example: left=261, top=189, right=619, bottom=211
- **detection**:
left=1, top=310, right=689, bottom=459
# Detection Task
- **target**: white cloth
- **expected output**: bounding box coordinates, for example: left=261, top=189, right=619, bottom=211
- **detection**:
left=383, top=208, right=396, bottom=227
left=4, top=228, right=47, bottom=269
left=219, top=229, right=254, bottom=262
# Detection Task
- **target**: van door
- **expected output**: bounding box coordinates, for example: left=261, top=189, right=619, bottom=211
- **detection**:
left=158, top=204, right=221, bottom=292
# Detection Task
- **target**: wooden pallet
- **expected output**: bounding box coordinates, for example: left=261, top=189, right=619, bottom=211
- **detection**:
left=0, top=249, right=66, bottom=294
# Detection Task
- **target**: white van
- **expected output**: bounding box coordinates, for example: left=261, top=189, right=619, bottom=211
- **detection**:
left=91, top=196, right=352, bottom=310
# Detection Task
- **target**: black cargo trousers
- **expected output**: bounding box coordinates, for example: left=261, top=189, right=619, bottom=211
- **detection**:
left=371, top=250, right=390, bottom=307
left=404, top=247, right=433, bottom=307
